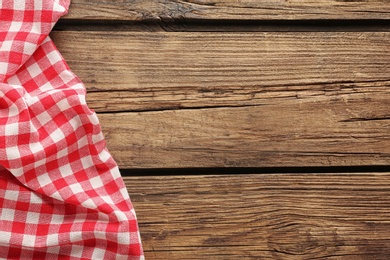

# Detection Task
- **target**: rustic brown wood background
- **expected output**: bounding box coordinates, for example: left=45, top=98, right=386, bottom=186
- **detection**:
left=54, top=1, right=390, bottom=259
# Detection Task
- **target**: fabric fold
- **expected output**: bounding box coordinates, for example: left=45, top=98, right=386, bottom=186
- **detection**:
left=0, top=0, right=144, bottom=258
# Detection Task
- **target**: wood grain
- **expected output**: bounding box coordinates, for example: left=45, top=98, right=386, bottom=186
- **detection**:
left=51, top=31, right=390, bottom=168
left=52, top=31, right=390, bottom=94
left=98, top=96, right=390, bottom=168
left=124, top=173, right=390, bottom=259
left=64, top=0, right=390, bottom=21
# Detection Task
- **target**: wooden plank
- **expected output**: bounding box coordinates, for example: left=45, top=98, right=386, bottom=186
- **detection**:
left=51, top=31, right=390, bottom=95
left=51, top=31, right=390, bottom=168
left=84, top=81, right=390, bottom=113
left=124, top=173, right=390, bottom=259
left=98, top=97, right=390, bottom=168
left=64, top=0, right=390, bottom=21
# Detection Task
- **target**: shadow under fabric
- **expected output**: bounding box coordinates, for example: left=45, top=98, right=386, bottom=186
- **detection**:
left=0, top=0, right=144, bottom=258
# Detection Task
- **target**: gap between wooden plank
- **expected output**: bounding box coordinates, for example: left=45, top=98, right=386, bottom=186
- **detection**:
left=55, top=19, right=390, bottom=32
left=119, top=166, right=390, bottom=176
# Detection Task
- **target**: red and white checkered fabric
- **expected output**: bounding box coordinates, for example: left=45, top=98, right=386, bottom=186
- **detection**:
left=0, top=0, right=144, bottom=258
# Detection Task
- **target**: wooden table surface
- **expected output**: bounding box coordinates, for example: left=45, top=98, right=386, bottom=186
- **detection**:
left=54, top=1, right=390, bottom=258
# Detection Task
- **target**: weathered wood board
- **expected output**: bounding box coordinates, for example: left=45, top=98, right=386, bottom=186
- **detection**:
left=51, top=31, right=390, bottom=168
left=125, top=173, right=390, bottom=259
left=64, top=0, right=390, bottom=21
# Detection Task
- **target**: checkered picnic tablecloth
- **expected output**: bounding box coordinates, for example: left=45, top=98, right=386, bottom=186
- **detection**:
left=0, top=0, right=144, bottom=258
